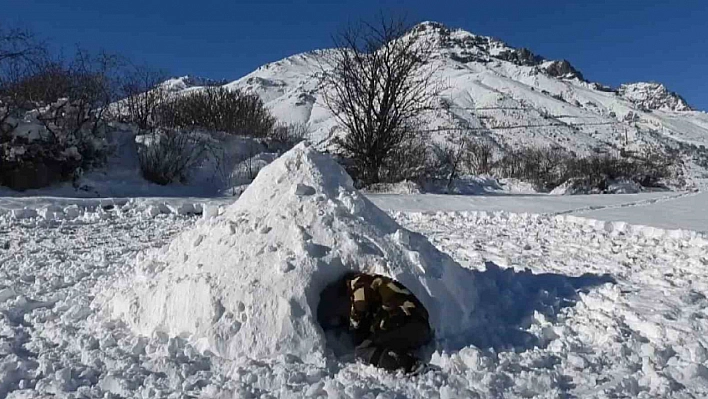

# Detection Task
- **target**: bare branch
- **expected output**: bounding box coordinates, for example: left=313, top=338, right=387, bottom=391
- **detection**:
left=319, top=15, right=440, bottom=185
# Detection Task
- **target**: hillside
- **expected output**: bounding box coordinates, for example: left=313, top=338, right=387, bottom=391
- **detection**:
left=174, top=21, right=708, bottom=182
left=5, top=21, right=707, bottom=196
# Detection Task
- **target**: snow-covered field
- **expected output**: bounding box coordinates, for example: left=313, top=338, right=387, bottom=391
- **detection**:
left=370, top=190, right=708, bottom=234
left=580, top=191, right=708, bottom=233
left=2, top=145, right=708, bottom=398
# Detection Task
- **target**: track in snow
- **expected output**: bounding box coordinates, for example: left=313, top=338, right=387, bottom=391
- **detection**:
left=550, top=190, right=700, bottom=216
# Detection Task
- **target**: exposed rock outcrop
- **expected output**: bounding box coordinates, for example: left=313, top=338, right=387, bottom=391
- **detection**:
left=619, top=82, right=692, bottom=112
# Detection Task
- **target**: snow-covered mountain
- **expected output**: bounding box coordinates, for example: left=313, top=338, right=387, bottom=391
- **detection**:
left=172, top=21, right=708, bottom=177
left=160, top=75, right=229, bottom=92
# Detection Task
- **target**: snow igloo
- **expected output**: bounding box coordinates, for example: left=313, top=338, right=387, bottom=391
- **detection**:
left=107, top=143, right=480, bottom=362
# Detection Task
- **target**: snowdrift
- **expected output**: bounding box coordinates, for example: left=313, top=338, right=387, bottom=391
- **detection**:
left=107, top=143, right=480, bottom=361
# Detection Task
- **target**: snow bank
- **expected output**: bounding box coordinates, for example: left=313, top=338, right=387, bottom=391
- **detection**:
left=0, top=198, right=227, bottom=222
left=606, top=179, right=642, bottom=194
left=106, top=143, right=480, bottom=362
left=551, top=178, right=643, bottom=195
left=363, top=180, right=424, bottom=194
left=421, top=176, right=507, bottom=195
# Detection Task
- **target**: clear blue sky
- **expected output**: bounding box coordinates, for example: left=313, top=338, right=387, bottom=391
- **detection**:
left=4, top=0, right=707, bottom=110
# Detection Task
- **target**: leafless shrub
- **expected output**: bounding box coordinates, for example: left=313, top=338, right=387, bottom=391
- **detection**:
left=137, top=129, right=208, bottom=185
left=494, top=147, right=574, bottom=189
left=431, top=135, right=499, bottom=189
left=32, top=50, right=122, bottom=166
left=432, top=138, right=467, bottom=190
left=3, top=62, right=72, bottom=109
left=378, top=134, right=430, bottom=184
left=1, top=27, right=122, bottom=189
left=0, top=136, right=84, bottom=190
left=491, top=145, right=679, bottom=192
left=157, top=86, right=275, bottom=137
left=268, top=122, right=310, bottom=152
left=119, top=64, right=168, bottom=131
left=463, top=138, right=495, bottom=175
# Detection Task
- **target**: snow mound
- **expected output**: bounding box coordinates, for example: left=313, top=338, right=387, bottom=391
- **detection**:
left=107, top=143, right=480, bottom=361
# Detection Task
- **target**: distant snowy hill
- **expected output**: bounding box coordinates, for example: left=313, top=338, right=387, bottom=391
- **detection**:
left=169, top=21, right=708, bottom=179
left=160, top=75, right=229, bottom=92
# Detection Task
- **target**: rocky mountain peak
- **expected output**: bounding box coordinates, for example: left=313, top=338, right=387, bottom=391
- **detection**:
left=410, top=21, right=584, bottom=81
left=618, top=82, right=692, bottom=112
left=540, top=60, right=585, bottom=81
left=159, top=75, right=229, bottom=92
left=495, top=47, right=544, bottom=66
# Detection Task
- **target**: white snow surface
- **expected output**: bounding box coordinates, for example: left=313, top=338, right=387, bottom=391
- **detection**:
left=369, top=190, right=708, bottom=234
left=106, top=144, right=480, bottom=362
left=3, top=163, right=708, bottom=397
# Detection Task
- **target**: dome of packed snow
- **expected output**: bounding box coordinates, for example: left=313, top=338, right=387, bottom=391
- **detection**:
left=107, top=143, right=480, bottom=362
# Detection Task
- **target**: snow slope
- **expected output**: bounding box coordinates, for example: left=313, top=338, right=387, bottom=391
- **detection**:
left=172, top=21, right=708, bottom=183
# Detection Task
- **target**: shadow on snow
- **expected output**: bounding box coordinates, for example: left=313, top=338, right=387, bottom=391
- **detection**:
left=444, top=261, right=615, bottom=353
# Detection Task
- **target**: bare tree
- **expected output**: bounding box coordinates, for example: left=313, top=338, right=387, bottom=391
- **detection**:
left=319, top=15, right=440, bottom=185
left=0, top=25, right=45, bottom=63
left=464, top=139, right=495, bottom=175
left=119, top=64, right=168, bottom=131
left=433, top=136, right=467, bottom=190
left=0, top=25, right=48, bottom=135
left=35, top=49, right=122, bottom=146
